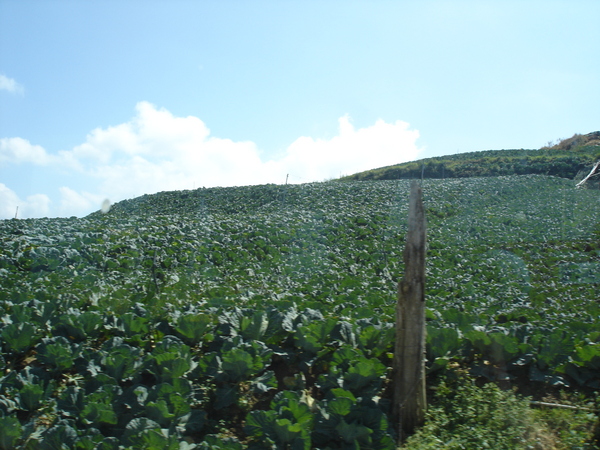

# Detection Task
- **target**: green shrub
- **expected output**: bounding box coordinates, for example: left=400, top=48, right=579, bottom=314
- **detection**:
left=403, top=377, right=599, bottom=449
left=403, top=377, right=534, bottom=449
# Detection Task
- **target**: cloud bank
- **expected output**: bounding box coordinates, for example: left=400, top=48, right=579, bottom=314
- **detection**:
left=0, top=74, right=24, bottom=95
left=0, top=102, right=422, bottom=218
left=0, top=137, right=51, bottom=165
left=0, top=184, right=50, bottom=219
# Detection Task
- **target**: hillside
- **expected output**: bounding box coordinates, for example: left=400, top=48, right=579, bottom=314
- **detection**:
left=341, top=131, right=600, bottom=181
left=1, top=175, right=599, bottom=447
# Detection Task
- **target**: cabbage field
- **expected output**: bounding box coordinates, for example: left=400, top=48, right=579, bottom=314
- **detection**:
left=0, top=175, right=598, bottom=448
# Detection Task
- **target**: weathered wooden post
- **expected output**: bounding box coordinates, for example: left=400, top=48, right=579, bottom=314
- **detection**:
left=393, top=180, right=427, bottom=443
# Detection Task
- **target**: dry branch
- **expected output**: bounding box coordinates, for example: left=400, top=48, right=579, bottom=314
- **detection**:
left=576, top=160, right=600, bottom=187
left=530, top=401, right=598, bottom=412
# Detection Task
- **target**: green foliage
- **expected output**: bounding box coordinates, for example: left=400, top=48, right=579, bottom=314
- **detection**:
left=174, top=312, right=213, bottom=345
left=122, top=418, right=180, bottom=449
left=0, top=415, right=22, bottom=449
left=313, top=388, right=394, bottom=449
left=149, top=335, right=196, bottom=382
left=0, top=175, right=599, bottom=447
left=38, top=420, right=79, bottom=450
left=97, top=337, right=145, bottom=381
left=36, top=337, right=79, bottom=372
left=245, top=391, right=314, bottom=449
left=294, top=318, right=338, bottom=354
left=316, top=346, right=387, bottom=397
left=1, top=322, right=38, bottom=354
left=80, top=386, right=119, bottom=426
left=404, top=378, right=533, bottom=449
left=54, top=310, right=103, bottom=342
left=405, top=377, right=599, bottom=449
left=245, top=388, right=394, bottom=449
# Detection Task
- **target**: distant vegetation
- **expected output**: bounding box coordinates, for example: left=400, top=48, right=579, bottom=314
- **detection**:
left=342, top=131, right=600, bottom=182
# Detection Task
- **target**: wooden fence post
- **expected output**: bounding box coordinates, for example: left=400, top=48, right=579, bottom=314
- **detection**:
left=393, top=180, right=427, bottom=443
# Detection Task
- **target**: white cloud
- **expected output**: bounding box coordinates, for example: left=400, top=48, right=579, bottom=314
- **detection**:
left=60, top=102, right=421, bottom=193
left=0, top=137, right=52, bottom=165
left=57, top=102, right=278, bottom=201
left=58, top=187, right=104, bottom=217
left=0, top=74, right=24, bottom=95
left=22, top=194, right=51, bottom=218
left=2, top=102, right=423, bottom=218
left=0, top=183, right=50, bottom=219
left=279, top=115, right=421, bottom=182
left=0, top=184, right=20, bottom=219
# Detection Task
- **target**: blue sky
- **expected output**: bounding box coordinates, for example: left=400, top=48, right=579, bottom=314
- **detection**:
left=1, top=0, right=599, bottom=219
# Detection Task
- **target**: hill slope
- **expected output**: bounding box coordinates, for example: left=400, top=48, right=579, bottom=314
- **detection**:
left=341, top=131, right=600, bottom=181
left=1, top=174, right=599, bottom=446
